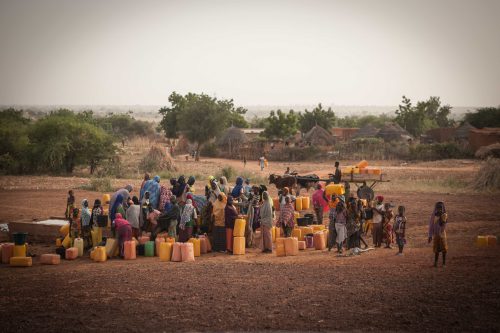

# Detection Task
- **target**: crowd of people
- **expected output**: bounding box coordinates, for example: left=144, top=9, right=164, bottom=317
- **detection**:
left=64, top=165, right=449, bottom=266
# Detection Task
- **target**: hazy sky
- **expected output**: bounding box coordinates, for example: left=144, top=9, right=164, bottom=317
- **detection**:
left=0, top=0, right=499, bottom=107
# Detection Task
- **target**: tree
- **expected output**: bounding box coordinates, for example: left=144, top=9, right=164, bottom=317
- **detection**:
left=395, top=96, right=454, bottom=137
left=464, top=107, right=500, bottom=128
left=158, top=92, right=248, bottom=160
left=29, top=110, right=115, bottom=173
left=298, top=103, right=336, bottom=133
left=262, top=109, right=299, bottom=139
left=0, top=108, right=31, bottom=174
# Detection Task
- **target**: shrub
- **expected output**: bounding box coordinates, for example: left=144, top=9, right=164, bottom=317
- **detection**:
left=474, top=158, right=500, bottom=191
left=80, top=177, right=114, bottom=192
left=409, top=143, right=473, bottom=161
left=216, top=166, right=236, bottom=181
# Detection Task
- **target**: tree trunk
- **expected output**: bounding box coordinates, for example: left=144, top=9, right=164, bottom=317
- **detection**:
left=195, top=142, right=202, bottom=161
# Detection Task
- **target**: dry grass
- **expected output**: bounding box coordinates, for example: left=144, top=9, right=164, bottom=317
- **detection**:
left=474, top=158, right=500, bottom=191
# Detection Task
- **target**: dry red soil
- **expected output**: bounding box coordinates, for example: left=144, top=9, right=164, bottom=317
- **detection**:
left=0, top=158, right=499, bottom=332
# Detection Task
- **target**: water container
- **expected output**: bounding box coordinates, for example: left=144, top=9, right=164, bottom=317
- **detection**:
left=272, top=226, right=276, bottom=242
left=159, top=242, right=172, bottom=262
left=181, top=243, right=195, bottom=262
left=275, top=226, right=281, bottom=239
left=292, top=228, right=302, bottom=241
left=41, top=254, right=60, bottom=265
left=155, top=237, right=166, bottom=256
left=188, top=238, right=201, bottom=257
left=275, top=243, right=285, bottom=257
left=233, top=219, right=246, bottom=237
left=124, top=241, right=136, bottom=260
left=295, top=197, right=303, bottom=211
left=298, top=241, right=306, bottom=250
left=90, top=248, right=96, bottom=260
left=233, top=237, right=245, bottom=255
left=325, top=184, right=345, bottom=197
left=105, top=238, right=118, bottom=257
left=276, top=237, right=285, bottom=247
left=487, top=235, right=497, bottom=246
left=65, top=247, right=78, bottom=260
left=476, top=236, right=488, bottom=247
left=10, top=256, right=32, bottom=267
left=313, top=232, right=326, bottom=250
left=56, top=238, right=62, bottom=247
left=145, top=241, right=155, bottom=257
left=74, top=238, right=84, bottom=257
left=13, top=245, right=26, bottom=257
left=301, top=196, right=310, bottom=210
left=139, top=236, right=150, bottom=245
left=59, top=223, right=70, bottom=237
left=312, top=225, right=325, bottom=232
left=1, top=243, right=14, bottom=264
left=301, top=227, right=314, bottom=236
left=356, top=160, right=369, bottom=169
left=171, top=243, right=182, bottom=262
left=273, top=198, right=280, bottom=211
left=62, top=234, right=72, bottom=248
left=199, top=237, right=208, bottom=254
left=305, top=235, right=314, bottom=248
left=166, top=237, right=176, bottom=244
left=366, top=167, right=382, bottom=175
left=91, top=227, right=103, bottom=247
left=284, top=237, right=299, bottom=256
left=94, top=246, right=107, bottom=262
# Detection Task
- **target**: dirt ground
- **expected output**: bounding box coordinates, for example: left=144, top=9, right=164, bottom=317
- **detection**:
left=0, top=158, right=499, bottom=332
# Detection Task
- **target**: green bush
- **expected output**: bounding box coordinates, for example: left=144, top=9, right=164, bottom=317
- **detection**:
left=216, top=166, right=236, bottom=181
left=409, top=143, right=473, bottom=161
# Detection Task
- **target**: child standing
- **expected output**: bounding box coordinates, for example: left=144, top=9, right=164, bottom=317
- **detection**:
left=428, top=202, right=448, bottom=267
left=65, top=190, right=75, bottom=219
left=393, top=206, right=407, bottom=255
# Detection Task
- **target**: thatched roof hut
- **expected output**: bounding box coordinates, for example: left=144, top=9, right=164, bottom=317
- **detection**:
left=303, top=125, right=335, bottom=146
left=217, top=126, right=248, bottom=154
left=377, top=123, right=413, bottom=142
left=352, top=124, right=379, bottom=139
left=455, top=122, right=475, bottom=141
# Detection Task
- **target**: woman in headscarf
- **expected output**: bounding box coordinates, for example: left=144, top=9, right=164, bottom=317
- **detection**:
left=346, top=198, right=361, bottom=250
left=178, top=198, right=197, bottom=242
left=428, top=202, right=448, bottom=267
left=110, top=185, right=133, bottom=213
left=139, top=191, right=150, bottom=231
left=224, top=195, right=238, bottom=254
left=110, top=194, right=126, bottom=225
left=90, top=199, right=104, bottom=246
left=212, top=193, right=227, bottom=252
left=159, top=184, right=173, bottom=212
left=206, top=178, right=221, bottom=203
left=231, top=176, right=244, bottom=199
left=331, top=200, right=348, bottom=255
left=259, top=191, right=273, bottom=253
left=174, top=175, right=187, bottom=196
left=80, top=199, right=92, bottom=249
left=312, top=183, right=328, bottom=225
left=383, top=202, right=395, bottom=249
left=114, top=213, right=132, bottom=258
left=278, top=196, right=295, bottom=237
left=219, top=176, right=230, bottom=194
left=140, top=173, right=150, bottom=194
left=141, top=176, right=161, bottom=209
left=245, top=185, right=260, bottom=247
left=65, top=190, right=75, bottom=219
left=126, top=196, right=141, bottom=239
left=187, top=176, right=196, bottom=194
left=372, top=195, right=385, bottom=248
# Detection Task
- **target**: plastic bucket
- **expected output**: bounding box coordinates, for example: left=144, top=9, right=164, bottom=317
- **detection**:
left=12, top=232, right=28, bottom=245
